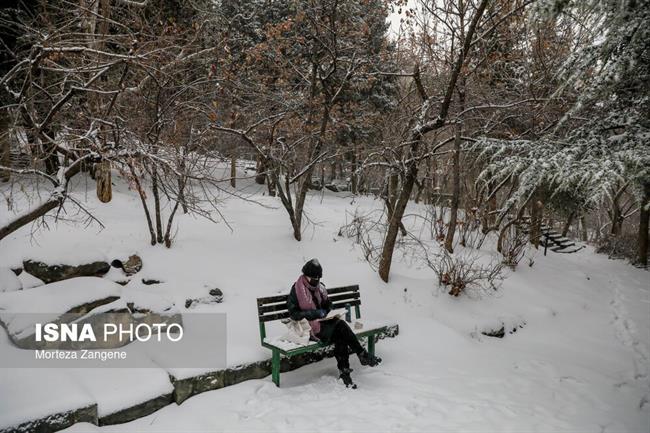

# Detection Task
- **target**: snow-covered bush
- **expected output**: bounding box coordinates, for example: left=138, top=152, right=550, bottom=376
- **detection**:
left=596, top=233, right=638, bottom=262
left=498, top=221, right=530, bottom=269
left=338, top=208, right=386, bottom=268
left=426, top=250, right=504, bottom=297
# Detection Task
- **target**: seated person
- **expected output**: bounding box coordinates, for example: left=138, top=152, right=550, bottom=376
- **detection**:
left=287, top=258, right=381, bottom=388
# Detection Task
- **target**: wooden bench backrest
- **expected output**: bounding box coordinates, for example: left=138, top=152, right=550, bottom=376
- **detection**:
left=256, top=285, right=361, bottom=343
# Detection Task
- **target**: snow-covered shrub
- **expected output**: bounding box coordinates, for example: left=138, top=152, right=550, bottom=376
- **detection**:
left=338, top=208, right=385, bottom=268
left=426, top=250, right=504, bottom=297
left=498, top=221, right=530, bottom=269
left=425, top=205, right=447, bottom=243
left=457, top=207, right=482, bottom=248
left=597, top=233, right=638, bottom=262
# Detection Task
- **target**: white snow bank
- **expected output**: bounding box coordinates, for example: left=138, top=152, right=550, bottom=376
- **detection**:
left=70, top=368, right=173, bottom=418
left=121, top=289, right=177, bottom=314
left=1, top=164, right=648, bottom=432
left=0, top=368, right=94, bottom=430
left=0, top=277, right=122, bottom=338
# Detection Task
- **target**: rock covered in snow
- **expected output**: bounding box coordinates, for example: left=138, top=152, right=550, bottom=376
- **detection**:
left=0, top=267, right=22, bottom=292
left=0, top=277, right=122, bottom=341
left=185, top=287, right=223, bottom=309
left=23, top=259, right=110, bottom=284
left=110, top=255, right=143, bottom=276
left=209, top=288, right=223, bottom=301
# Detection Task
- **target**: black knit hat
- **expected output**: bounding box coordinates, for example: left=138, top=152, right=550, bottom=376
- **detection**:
left=302, top=258, right=322, bottom=279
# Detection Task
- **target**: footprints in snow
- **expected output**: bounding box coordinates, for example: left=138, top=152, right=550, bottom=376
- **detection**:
left=609, top=284, right=649, bottom=409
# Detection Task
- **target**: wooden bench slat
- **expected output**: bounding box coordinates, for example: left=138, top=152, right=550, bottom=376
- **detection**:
left=258, top=303, right=289, bottom=315
left=259, top=310, right=292, bottom=322
left=330, top=299, right=361, bottom=310
left=259, top=299, right=361, bottom=322
left=257, top=292, right=360, bottom=316
left=326, top=292, right=360, bottom=303
left=325, top=285, right=359, bottom=294
left=257, top=285, right=360, bottom=308
left=257, top=294, right=288, bottom=305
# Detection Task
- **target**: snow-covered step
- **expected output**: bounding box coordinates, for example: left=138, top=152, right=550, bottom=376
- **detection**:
left=552, top=245, right=586, bottom=254
left=550, top=242, right=578, bottom=252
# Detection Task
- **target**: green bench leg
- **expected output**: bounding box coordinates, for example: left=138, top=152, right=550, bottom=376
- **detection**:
left=368, top=335, right=375, bottom=357
left=271, top=348, right=280, bottom=387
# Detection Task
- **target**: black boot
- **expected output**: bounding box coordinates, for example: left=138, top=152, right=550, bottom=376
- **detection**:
left=339, top=368, right=357, bottom=389
left=358, top=350, right=382, bottom=367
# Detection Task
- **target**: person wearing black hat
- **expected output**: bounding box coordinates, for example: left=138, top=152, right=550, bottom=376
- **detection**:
left=287, top=258, right=381, bottom=388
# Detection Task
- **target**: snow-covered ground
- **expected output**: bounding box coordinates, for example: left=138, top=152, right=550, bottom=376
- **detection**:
left=1, top=167, right=648, bottom=432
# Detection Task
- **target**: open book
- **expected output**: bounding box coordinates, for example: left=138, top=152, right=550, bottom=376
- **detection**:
left=318, top=309, right=346, bottom=321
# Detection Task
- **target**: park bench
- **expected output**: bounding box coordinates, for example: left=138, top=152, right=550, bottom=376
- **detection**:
left=257, top=284, right=396, bottom=387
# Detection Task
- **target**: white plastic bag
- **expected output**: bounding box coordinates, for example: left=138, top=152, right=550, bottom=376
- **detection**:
left=281, top=318, right=311, bottom=346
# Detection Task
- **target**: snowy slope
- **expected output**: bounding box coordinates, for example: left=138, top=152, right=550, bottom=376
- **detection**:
left=0, top=165, right=648, bottom=432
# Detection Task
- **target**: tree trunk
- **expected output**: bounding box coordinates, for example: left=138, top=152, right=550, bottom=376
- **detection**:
left=414, top=179, right=423, bottom=204
left=497, top=219, right=516, bottom=254
left=637, top=183, right=649, bottom=267
left=378, top=125, right=422, bottom=281
left=177, top=157, right=188, bottom=214
left=350, top=146, right=358, bottom=194
left=530, top=198, right=543, bottom=248
left=267, top=172, right=276, bottom=196
left=609, top=184, right=627, bottom=236
left=293, top=174, right=311, bottom=241
left=96, top=159, right=112, bottom=203
left=562, top=211, right=575, bottom=237
left=128, top=162, right=156, bottom=245
left=611, top=201, right=622, bottom=236
left=255, top=155, right=266, bottom=184
left=378, top=163, right=417, bottom=282
left=92, top=0, right=112, bottom=202
left=388, top=172, right=398, bottom=213
left=151, top=165, right=163, bottom=244
left=0, top=110, right=10, bottom=182
left=444, top=124, right=461, bottom=253
left=580, top=215, right=588, bottom=242
left=230, top=149, right=236, bottom=188
left=293, top=105, right=331, bottom=241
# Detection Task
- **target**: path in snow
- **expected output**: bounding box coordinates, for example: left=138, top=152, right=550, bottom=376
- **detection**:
left=610, top=274, right=650, bottom=411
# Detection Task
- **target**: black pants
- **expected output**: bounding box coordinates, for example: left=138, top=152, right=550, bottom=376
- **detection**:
left=320, top=319, right=364, bottom=370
